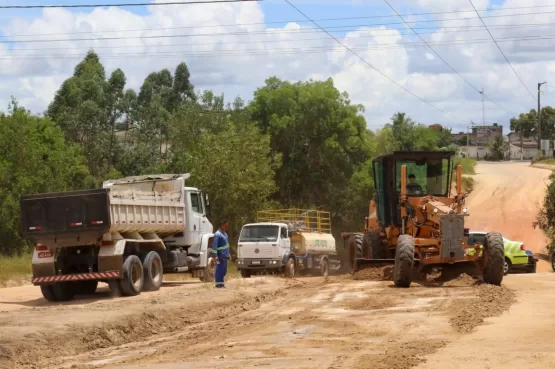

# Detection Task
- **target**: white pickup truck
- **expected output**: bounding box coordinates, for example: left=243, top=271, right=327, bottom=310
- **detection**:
left=20, top=174, right=215, bottom=302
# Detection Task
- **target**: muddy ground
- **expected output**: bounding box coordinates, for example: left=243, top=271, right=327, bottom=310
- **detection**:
left=0, top=269, right=517, bottom=369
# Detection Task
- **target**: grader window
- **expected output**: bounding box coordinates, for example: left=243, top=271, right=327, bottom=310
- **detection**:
left=395, top=158, right=449, bottom=197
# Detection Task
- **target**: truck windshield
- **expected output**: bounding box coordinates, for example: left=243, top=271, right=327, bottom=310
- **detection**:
left=239, top=225, right=280, bottom=242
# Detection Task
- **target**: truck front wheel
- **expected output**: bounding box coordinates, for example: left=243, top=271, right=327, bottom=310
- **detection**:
left=240, top=269, right=251, bottom=278
left=143, top=251, right=163, bottom=291
left=120, top=255, right=144, bottom=296
left=285, top=258, right=296, bottom=278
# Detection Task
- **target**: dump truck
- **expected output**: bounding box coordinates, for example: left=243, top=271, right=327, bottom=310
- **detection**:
left=236, top=209, right=340, bottom=278
left=20, top=174, right=216, bottom=301
left=343, top=150, right=505, bottom=287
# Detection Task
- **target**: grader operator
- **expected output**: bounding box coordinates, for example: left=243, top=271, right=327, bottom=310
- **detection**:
left=344, top=150, right=505, bottom=288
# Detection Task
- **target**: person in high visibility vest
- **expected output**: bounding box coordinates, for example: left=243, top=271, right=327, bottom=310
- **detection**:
left=213, top=219, right=230, bottom=288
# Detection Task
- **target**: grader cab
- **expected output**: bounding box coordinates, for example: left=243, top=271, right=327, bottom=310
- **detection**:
left=343, top=150, right=505, bottom=287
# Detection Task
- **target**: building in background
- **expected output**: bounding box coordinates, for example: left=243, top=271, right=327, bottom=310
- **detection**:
left=455, top=123, right=503, bottom=159
left=506, top=131, right=538, bottom=160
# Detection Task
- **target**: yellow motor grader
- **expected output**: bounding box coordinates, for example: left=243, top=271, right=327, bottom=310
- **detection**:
left=342, top=150, right=505, bottom=287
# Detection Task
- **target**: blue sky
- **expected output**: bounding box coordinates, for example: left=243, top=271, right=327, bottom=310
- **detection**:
left=0, top=0, right=553, bottom=131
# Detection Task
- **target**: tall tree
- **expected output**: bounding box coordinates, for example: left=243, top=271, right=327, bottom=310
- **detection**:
left=248, top=77, right=372, bottom=211
left=46, top=50, right=127, bottom=178
left=0, top=100, right=91, bottom=255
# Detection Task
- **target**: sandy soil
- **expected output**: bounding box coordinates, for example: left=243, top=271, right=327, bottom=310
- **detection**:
left=0, top=161, right=553, bottom=369
left=0, top=272, right=519, bottom=369
left=464, top=161, right=552, bottom=271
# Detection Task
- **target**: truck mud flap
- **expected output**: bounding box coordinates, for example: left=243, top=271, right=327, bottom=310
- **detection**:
left=32, top=271, right=120, bottom=285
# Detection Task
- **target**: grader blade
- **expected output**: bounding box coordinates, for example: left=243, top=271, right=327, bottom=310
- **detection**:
left=353, top=257, right=394, bottom=272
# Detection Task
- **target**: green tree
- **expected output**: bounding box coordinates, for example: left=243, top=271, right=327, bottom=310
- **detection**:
left=0, top=100, right=92, bottom=255
left=535, top=171, right=555, bottom=252
left=248, top=77, right=372, bottom=212
left=46, top=50, right=126, bottom=178
left=167, top=101, right=279, bottom=242
left=488, top=135, right=509, bottom=161
left=510, top=106, right=555, bottom=143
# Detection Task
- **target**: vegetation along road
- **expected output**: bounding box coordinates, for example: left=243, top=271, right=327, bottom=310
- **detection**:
left=1, top=161, right=554, bottom=369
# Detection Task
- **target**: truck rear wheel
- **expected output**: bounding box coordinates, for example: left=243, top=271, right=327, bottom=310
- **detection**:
left=52, top=282, right=75, bottom=301
left=40, top=285, right=58, bottom=302
left=74, top=280, right=98, bottom=295
left=120, top=255, right=144, bottom=296
left=143, top=251, right=163, bottom=291
left=394, top=235, right=414, bottom=288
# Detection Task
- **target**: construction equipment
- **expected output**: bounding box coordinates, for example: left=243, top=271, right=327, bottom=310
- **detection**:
left=20, top=174, right=216, bottom=302
left=341, top=150, right=505, bottom=287
left=236, top=209, right=340, bottom=278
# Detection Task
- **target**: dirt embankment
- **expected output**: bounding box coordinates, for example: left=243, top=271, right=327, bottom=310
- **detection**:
left=0, top=278, right=288, bottom=369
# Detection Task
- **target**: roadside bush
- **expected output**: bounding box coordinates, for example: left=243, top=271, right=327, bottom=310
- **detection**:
left=534, top=170, right=555, bottom=253
left=453, top=157, right=476, bottom=175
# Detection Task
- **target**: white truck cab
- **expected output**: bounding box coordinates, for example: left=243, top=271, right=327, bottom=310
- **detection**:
left=236, top=222, right=290, bottom=276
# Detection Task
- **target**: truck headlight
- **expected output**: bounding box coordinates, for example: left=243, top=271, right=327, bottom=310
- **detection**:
left=463, top=207, right=468, bottom=213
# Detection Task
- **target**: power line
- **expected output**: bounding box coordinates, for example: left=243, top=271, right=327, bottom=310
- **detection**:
left=8, top=14, right=555, bottom=45
left=4, top=8, right=555, bottom=39
left=0, top=0, right=260, bottom=9
left=5, top=8, right=555, bottom=42
left=7, top=32, right=555, bottom=60
left=468, top=0, right=537, bottom=102
left=383, top=0, right=518, bottom=116
left=283, top=0, right=470, bottom=124
left=7, top=21, right=555, bottom=54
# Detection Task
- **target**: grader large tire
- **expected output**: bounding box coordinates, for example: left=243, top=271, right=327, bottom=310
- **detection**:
left=483, top=232, right=505, bottom=286
left=393, top=235, right=414, bottom=288
left=349, top=233, right=364, bottom=272
left=364, top=232, right=385, bottom=259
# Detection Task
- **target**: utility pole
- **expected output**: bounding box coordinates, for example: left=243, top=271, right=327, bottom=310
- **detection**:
left=479, top=89, right=485, bottom=125
left=538, top=81, right=547, bottom=152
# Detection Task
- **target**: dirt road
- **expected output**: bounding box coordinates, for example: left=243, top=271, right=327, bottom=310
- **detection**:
left=464, top=161, right=552, bottom=271
left=1, top=161, right=554, bottom=369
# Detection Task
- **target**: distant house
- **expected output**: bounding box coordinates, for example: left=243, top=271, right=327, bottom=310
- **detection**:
left=506, top=131, right=538, bottom=160
left=455, top=123, right=503, bottom=159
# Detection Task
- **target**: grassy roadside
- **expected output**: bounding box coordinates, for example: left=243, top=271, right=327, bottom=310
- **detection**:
left=0, top=253, right=32, bottom=287
left=453, top=157, right=476, bottom=193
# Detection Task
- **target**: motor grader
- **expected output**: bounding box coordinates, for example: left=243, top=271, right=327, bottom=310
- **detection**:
left=342, top=150, right=505, bottom=287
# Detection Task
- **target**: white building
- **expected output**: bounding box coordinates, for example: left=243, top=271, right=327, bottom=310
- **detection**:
left=506, top=132, right=538, bottom=160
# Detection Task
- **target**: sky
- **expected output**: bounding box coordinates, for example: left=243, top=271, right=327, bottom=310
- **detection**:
left=0, top=0, right=554, bottom=133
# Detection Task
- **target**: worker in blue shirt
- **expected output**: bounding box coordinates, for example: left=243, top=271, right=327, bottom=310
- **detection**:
left=213, top=219, right=230, bottom=288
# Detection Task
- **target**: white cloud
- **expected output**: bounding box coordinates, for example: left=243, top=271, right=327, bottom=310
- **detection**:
left=0, top=0, right=554, bottom=132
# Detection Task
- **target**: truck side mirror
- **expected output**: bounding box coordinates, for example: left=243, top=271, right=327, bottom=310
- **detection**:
left=205, top=193, right=210, bottom=207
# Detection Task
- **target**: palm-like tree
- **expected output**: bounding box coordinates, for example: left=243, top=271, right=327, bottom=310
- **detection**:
left=488, top=135, right=509, bottom=161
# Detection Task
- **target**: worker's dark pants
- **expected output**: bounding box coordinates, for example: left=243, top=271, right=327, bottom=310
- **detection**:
left=215, top=258, right=228, bottom=288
